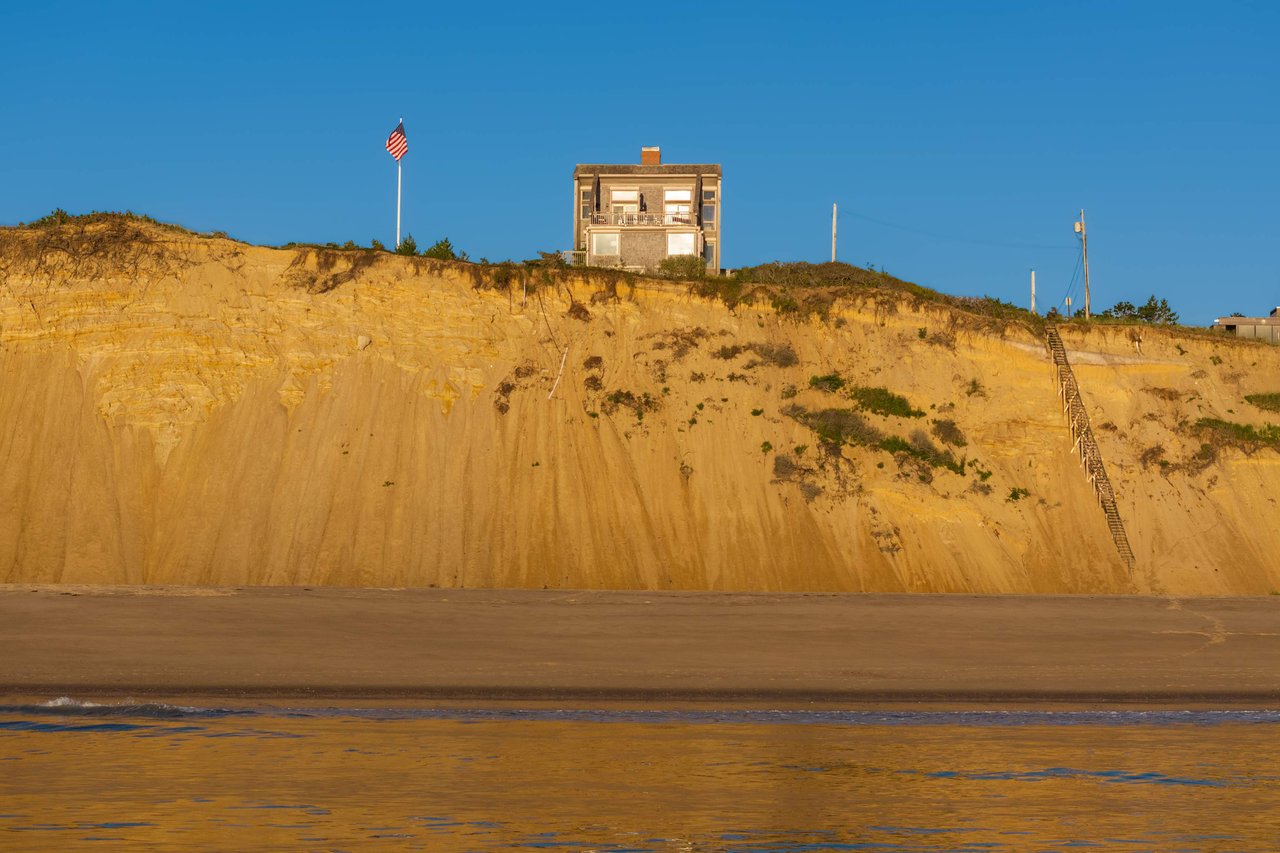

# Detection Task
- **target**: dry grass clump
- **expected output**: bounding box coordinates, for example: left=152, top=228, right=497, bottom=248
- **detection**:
left=602, top=389, right=661, bottom=421
left=0, top=211, right=207, bottom=293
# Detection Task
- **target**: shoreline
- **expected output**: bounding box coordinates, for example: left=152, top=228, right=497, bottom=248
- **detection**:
left=5, top=586, right=1280, bottom=712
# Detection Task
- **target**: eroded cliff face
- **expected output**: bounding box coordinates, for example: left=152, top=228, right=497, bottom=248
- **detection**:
left=2, top=220, right=1278, bottom=593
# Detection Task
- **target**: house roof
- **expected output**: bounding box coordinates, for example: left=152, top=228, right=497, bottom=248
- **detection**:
left=573, top=164, right=721, bottom=178
left=1214, top=317, right=1280, bottom=325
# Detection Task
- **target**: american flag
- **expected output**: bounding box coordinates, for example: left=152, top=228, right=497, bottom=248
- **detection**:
left=385, top=121, right=407, bottom=161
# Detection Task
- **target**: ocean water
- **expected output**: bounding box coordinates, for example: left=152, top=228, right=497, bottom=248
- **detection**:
left=2, top=701, right=1279, bottom=851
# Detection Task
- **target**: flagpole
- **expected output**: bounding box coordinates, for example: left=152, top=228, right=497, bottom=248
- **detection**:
left=395, top=117, right=402, bottom=249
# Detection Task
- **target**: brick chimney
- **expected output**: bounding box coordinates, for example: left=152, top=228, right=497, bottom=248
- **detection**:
left=641, top=146, right=661, bottom=166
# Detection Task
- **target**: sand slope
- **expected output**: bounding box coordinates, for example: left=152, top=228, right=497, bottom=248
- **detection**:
left=2, top=219, right=1278, bottom=593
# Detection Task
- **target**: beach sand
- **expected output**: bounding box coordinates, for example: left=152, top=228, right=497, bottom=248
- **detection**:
left=3, top=585, right=1279, bottom=709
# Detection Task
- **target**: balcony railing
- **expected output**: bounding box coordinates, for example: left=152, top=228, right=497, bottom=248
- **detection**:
left=587, top=211, right=696, bottom=227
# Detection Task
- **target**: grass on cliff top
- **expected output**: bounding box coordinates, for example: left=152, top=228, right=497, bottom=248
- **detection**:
left=680, top=261, right=1042, bottom=332
left=11, top=208, right=206, bottom=237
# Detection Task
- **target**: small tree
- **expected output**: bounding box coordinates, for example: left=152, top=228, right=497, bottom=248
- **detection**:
left=371, top=239, right=386, bottom=251
left=423, top=237, right=459, bottom=260
left=1101, top=295, right=1179, bottom=325
left=395, top=235, right=418, bottom=256
left=1135, top=295, right=1178, bottom=324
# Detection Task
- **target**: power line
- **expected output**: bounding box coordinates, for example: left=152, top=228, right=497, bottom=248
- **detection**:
left=1060, top=248, right=1083, bottom=309
left=838, top=209, right=1078, bottom=252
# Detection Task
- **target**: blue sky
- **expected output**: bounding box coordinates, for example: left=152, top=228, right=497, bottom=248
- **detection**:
left=2, top=1, right=1276, bottom=324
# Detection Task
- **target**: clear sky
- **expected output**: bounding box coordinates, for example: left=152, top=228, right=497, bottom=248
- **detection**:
left=2, top=1, right=1276, bottom=324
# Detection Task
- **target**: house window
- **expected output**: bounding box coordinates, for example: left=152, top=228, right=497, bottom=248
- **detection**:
left=702, top=240, right=716, bottom=265
left=609, top=189, right=639, bottom=224
left=701, top=204, right=716, bottom=225
left=581, top=189, right=592, bottom=202
left=664, top=189, right=693, bottom=222
left=592, top=232, right=619, bottom=256
left=702, top=189, right=717, bottom=201
left=667, top=233, right=696, bottom=256
left=581, top=205, right=590, bottom=220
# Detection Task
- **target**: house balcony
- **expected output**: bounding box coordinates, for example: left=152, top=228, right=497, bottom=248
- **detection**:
left=587, top=212, right=697, bottom=227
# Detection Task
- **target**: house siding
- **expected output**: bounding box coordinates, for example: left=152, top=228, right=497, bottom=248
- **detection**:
left=573, top=153, right=722, bottom=273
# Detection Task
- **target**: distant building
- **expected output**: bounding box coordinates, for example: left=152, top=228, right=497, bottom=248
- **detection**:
left=1211, top=308, right=1280, bottom=344
left=572, top=147, right=721, bottom=273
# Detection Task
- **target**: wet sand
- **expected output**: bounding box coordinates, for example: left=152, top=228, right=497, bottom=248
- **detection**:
left=3, top=586, right=1280, bottom=708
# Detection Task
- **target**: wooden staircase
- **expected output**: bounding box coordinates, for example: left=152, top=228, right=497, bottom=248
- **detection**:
left=1045, top=325, right=1136, bottom=572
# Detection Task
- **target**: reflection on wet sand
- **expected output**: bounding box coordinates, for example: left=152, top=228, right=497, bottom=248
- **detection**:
left=3, top=711, right=1278, bottom=850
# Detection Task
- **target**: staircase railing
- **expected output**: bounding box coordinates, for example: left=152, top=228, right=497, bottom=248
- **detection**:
left=1045, top=326, right=1136, bottom=571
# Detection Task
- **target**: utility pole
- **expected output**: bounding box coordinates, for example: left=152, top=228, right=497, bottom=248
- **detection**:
left=831, top=203, right=837, bottom=263
left=1074, top=209, right=1091, bottom=320
left=1030, top=269, right=1037, bottom=315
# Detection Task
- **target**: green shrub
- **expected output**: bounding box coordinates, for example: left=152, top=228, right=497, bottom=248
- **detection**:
left=1007, top=487, right=1031, bottom=502
left=395, top=235, right=418, bottom=256
left=1194, top=418, right=1280, bottom=448
left=690, top=277, right=746, bottom=309
left=770, top=293, right=800, bottom=314
left=799, top=408, right=884, bottom=446
left=784, top=405, right=961, bottom=473
left=880, top=431, right=964, bottom=474
left=657, top=254, right=707, bottom=280
left=849, top=386, right=924, bottom=418
left=1245, top=393, right=1280, bottom=413
left=965, top=459, right=992, bottom=480
left=809, top=373, right=845, bottom=392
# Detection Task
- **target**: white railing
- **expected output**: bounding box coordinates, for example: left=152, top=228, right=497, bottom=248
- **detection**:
left=587, top=212, right=696, bottom=226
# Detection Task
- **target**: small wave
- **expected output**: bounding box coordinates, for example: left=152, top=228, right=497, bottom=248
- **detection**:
left=41, top=697, right=103, bottom=708
left=0, top=698, right=252, bottom=720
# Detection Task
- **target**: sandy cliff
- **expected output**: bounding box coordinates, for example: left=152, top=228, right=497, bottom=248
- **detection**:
left=2, top=218, right=1277, bottom=593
